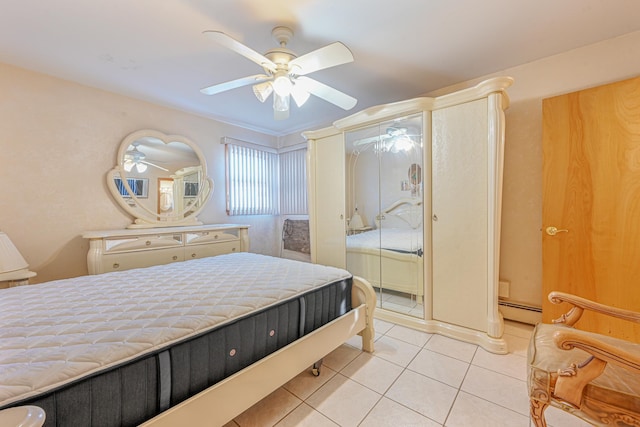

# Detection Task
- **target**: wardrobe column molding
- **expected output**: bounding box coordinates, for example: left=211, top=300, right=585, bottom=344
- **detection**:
left=486, top=91, right=508, bottom=339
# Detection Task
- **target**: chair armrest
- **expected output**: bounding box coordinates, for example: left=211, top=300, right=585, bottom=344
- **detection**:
left=553, top=329, right=640, bottom=374
left=549, top=291, right=640, bottom=326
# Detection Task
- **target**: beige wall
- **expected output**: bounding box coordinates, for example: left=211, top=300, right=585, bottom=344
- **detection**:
left=426, top=30, right=640, bottom=308
left=0, top=63, right=279, bottom=283
left=3, top=29, right=640, bottom=301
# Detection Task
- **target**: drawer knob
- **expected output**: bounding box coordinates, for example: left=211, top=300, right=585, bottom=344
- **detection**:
left=214, top=234, right=219, bottom=239
left=172, top=256, right=178, bottom=260
left=145, top=240, right=151, bottom=246
left=191, top=253, right=196, bottom=258
left=113, top=263, right=120, bottom=269
left=232, top=247, right=236, bottom=252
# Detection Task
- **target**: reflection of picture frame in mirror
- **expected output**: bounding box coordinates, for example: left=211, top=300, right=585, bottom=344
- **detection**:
left=114, top=178, right=149, bottom=198
left=184, top=182, right=199, bottom=198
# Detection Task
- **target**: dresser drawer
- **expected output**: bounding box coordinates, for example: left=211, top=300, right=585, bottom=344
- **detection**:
left=101, top=247, right=184, bottom=272
left=104, top=234, right=183, bottom=253
left=185, top=231, right=238, bottom=244
left=185, top=241, right=240, bottom=260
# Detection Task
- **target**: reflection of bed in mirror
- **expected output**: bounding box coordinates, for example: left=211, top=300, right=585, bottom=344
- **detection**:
left=346, top=198, right=423, bottom=298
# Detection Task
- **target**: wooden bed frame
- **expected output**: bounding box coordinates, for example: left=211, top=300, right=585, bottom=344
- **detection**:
left=346, top=198, right=424, bottom=298
left=141, top=276, right=376, bottom=427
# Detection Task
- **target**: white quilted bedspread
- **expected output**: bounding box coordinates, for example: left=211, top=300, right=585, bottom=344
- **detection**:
left=0, top=253, right=351, bottom=407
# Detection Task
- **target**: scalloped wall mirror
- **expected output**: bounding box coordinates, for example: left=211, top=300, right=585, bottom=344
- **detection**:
left=107, top=129, right=213, bottom=228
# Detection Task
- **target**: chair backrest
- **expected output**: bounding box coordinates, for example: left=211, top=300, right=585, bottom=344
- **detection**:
left=282, top=219, right=310, bottom=255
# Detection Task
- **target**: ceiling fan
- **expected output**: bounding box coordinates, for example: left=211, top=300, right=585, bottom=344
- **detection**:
left=200, top=26, right=357, bottom=120
left=123, top=142, right=168, bottom=173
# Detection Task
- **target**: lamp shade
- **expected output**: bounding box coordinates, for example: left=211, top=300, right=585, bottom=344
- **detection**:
left=350, top=212, right=364, bottom=229
left=0, top=231, right=36, bottom=284
left=0, top=231, right=28, bottom=274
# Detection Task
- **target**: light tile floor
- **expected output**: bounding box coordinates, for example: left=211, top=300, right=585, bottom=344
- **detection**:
left=224, top=320, right=591, bottom=427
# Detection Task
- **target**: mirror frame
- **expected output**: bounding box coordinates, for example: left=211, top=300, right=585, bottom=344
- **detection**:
left=107, top=129, right=213, bottom=228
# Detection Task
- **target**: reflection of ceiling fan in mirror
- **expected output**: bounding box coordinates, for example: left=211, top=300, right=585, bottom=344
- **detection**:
left=200, top=26, right=357, bottom=120
left=351, top=126, right=421, bottom=153
left=124, top=142, right=168, bottom=173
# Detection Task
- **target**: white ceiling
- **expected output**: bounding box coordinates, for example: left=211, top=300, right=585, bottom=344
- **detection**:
left=2, top=0, right=640, bottom=136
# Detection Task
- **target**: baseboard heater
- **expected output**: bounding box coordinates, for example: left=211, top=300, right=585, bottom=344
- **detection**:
left=499, top=299, right=542, bottom=325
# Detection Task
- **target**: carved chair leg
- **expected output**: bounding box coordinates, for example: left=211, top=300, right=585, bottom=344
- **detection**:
left=530, top=398, right=549, bottom=427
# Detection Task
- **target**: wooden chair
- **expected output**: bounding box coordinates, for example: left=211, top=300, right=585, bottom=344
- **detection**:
left=527, top=292, right=640, bottom=426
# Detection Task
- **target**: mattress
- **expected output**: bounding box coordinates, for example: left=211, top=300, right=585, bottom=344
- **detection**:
left=346, top=228, right=423, bottom=255
left=0, top=252, right=352, bottom=426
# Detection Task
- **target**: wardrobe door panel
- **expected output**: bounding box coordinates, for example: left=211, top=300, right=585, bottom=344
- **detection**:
left=309, top=134, right=346, bottom=268
left=432, top=99, right=488, bottom=331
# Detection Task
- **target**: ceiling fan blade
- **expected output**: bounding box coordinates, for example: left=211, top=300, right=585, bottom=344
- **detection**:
left=291, top=82, right=310, bottom=107
left=203, top=31, right=277, bottom=72
left=200, top=74, right=271, bottom=96
left=296, top=76, right=357, bottom=110
left=289, top=42, right=354, bottom=76
left=140, top=160, right=169, bottom=172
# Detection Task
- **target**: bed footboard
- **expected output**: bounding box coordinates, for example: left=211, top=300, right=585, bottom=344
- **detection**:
left=142, top=276, right=376, bottom=427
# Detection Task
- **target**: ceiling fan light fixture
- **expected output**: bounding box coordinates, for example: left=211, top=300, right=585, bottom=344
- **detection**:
left=272, top=71, right=293, bottom=97
left=123, top=160, right=134, bottom=172
left=273, top=92, right=290, bottom=112
left=253, top=81, right=273, bottom=103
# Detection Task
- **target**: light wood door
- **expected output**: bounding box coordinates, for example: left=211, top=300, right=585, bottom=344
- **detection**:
left=542, top=75, right=640, bottom=342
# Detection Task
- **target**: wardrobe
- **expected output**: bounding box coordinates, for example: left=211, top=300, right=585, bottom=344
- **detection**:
left=304, top=77, right=512, bottom=353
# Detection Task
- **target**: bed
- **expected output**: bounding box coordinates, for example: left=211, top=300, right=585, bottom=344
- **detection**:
left=0, top=252, right=375, bottom=426
left=346, top=198, right=424, bottom=298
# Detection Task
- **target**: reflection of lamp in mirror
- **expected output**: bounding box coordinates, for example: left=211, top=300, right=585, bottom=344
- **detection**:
left=0, top=231, right=36, bottom=286
left=350, top=206, right=364, bottom=229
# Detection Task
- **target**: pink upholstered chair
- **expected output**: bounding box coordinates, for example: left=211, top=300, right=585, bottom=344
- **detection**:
left=528, top=291, right=640, bottom=426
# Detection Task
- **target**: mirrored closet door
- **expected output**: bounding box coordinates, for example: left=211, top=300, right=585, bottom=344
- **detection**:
left=345, top=114, right=424, bottom=317
left=306, top=77, right=512, bottom=352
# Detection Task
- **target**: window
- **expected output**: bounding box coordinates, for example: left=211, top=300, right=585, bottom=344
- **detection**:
left=225, top=140, right=279, bottom=215
left=223, top=138, right=308, bottom=216
left=279, top=148, right=308, bottom=215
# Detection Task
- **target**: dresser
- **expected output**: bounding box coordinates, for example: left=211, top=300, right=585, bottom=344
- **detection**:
left=83, top=224, right=250, bottom=275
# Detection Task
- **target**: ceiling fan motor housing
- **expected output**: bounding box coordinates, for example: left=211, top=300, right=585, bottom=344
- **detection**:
left=264, top=27, right=298, bottom=74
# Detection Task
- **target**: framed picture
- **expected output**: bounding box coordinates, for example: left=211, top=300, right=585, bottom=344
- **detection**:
left=114, top=178, right=149, bottom=198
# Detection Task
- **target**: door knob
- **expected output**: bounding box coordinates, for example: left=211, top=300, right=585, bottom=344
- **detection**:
left=545, top=226, right=568, bottom=236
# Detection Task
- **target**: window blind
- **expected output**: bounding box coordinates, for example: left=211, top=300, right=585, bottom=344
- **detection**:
left=279, top=148, right=308, bottom=215
left=225, top=143, right=279, bottom=215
